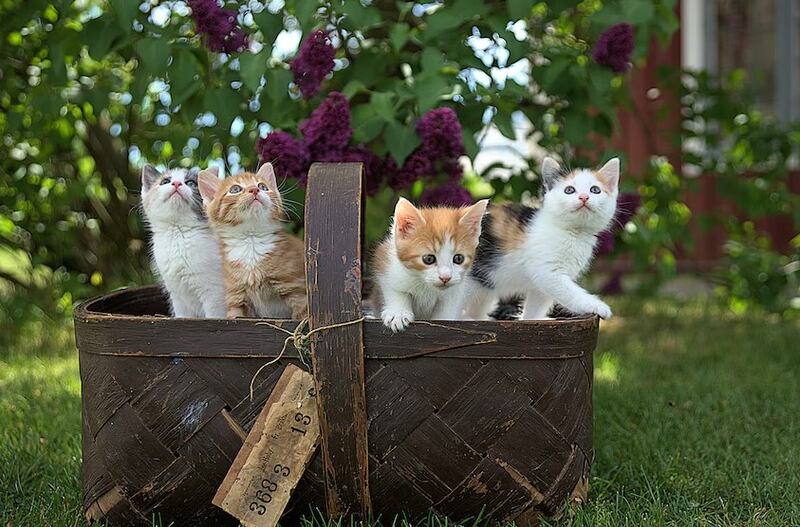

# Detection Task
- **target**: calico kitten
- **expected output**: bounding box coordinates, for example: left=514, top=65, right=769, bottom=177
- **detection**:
left=198, top=163, right=307, bottom=319
left=465, top=157, right=620, bottom=320
left=140, top=165, right=226, bottom=318
left=372, top=198, right=488, bottom=332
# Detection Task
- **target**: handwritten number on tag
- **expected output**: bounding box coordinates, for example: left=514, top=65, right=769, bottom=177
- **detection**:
left=274, top=464, right=290, bottom=477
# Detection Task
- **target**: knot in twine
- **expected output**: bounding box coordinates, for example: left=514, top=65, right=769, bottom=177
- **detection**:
left=249, top=317, right=365, bottom=400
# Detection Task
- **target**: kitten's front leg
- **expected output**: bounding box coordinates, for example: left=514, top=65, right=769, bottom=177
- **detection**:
left=381, top=288, right=415, bottom=332
left=432, top=287, right=467, bottom=320
left=170, top=292, right=194, bottom=318
left=225, top=283, right=250, bottom=319
left=462, top=282, right=497, bottom=320
left=521, top=289, right=552, bottom=320
left=529, top=273, right=612, bottom=319
left=202, top=294, right=227, bottom=319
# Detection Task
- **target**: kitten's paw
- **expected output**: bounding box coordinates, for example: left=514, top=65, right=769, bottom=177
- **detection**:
left=588, top=298, right=613, bottom=319
left=382, top=308, right=415, bottom=332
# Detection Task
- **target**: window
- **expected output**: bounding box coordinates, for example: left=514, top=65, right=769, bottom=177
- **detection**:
left=682, top=0, right=799, bottom=122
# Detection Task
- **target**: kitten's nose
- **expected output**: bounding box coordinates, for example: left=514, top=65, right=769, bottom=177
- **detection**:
left=171, top=181, right=182, bottom=189
left=247, top=186, right=259, bottom=196
left=439, top=275, right=451, bottom=284
left=578, top=194, right=589, bottom=203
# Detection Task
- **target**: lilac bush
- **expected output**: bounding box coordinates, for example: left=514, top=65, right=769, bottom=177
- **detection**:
left=187, top=0, right=248, bottom=54
left=255, top=131, right=310, bottom=182
left=290, top=30, right=336, bottom=99
left=592, top=23, right=634, bottom=73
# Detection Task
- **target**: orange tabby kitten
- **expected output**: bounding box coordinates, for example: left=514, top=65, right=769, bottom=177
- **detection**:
left=198, top=164, right=307, bottom=319
left=371, top=198, right=488, bottom=332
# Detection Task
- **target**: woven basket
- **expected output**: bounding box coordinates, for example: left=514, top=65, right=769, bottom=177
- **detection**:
left=74, top=163, right=597, bottom=526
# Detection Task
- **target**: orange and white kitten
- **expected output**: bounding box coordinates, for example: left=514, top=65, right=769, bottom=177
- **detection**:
left=371, top=198, right=488, bottom=332
left=198, top=164, right=307, bottom=319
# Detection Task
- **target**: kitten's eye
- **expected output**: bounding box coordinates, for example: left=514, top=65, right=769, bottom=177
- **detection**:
left=422, top=254, right=436, bottom=265
left=257, top=182, right=268, bottom=192
left=590, top=185, right=601, bottom=194
left=564, top=185, right=576, bottom=194
left=160, top=178, right=171, bottom=185
left=185, top=180, right=197, bottom=188
left=228, top=185, right=243, bottom=194
left=453, top=254, right=465, bottom=265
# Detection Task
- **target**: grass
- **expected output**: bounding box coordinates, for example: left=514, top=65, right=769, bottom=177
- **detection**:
left=1, top=297, right=799, bottom=526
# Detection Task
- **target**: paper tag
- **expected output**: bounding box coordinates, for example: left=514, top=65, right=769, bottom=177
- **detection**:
left=213, top=364, right=320, bottom=527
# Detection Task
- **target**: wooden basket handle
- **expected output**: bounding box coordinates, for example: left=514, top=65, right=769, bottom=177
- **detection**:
left=303, top=163, right=371, bottom=519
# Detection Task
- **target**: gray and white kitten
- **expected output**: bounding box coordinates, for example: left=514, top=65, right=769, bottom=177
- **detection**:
left=140, top=165, right=226, bottom=318
left=463, top=157, right=620, bottom=320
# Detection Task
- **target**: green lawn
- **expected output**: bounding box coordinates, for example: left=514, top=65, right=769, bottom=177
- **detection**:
left=1, top=298, right=799, bottom=526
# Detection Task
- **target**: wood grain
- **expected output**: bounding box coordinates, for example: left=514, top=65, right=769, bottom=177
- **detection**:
left=303, top=163, right=371, bottom=519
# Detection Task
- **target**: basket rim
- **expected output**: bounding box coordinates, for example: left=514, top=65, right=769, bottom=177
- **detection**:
left=74, top=284, right=599, bottom=327
left=73, top=285, right=599, bottom=361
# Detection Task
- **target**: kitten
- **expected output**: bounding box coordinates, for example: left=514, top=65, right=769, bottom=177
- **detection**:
left=465, top=157, right=620, bottom=320
left=140, top=165, right=226, bottom=318
left=372, top=198, right=488, bottom=332
left=198, top=163, right=307, bottom=319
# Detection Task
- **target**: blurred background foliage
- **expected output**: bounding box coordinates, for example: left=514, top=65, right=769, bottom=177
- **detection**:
left=0, top=0, right=798, bottom=334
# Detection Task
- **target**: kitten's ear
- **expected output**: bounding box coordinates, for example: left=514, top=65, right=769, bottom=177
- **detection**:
left=596, top=157, right=620, bottom=190
left=141, top=164, right=161, bottom=192
left=198, top=168, right=221, bottom=203
left=459, top=199, right=489, bottom=235
left=256, top=163, right=282, bottom=207
left=394, top=198, right=425, bottom=239
left=541, top=157, right=562, bottom=191
left=256, top=163, right=279, bottom=193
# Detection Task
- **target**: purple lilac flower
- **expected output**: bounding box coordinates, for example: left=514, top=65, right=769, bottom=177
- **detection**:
left=596, top=192, right=642, bottom=256
left=420, top=181, right=473, bottom=207
left=393, top=152, right=432, bottom=190
left=291, top=30, right=336, bottom=99
left=188, top=0, right=248, bottom=54
left=299, top=92, right=352, bottom=160
left=339, top=146, right=389, bottom=196
left=396, top=107, right=466, bottom=189
left=592, top=23, right=634, bottom=73
left=415, top=107, right=465, bottom=159
left=255, top=131, right=310, bottom=182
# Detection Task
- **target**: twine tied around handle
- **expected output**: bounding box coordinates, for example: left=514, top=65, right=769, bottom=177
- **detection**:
left=249, top=316, right=366, bottom=400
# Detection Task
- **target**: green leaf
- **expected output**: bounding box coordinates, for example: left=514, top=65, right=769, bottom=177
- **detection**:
left=352, top=103, right=385, bottom=144
left=342, top=79, right=367, bottom=98
left=493, top=108, right=516, bottom=140
left=414, top=72, right=448, bottom=113
left=293, top=0, right=318, bottom=32
left=540, top=56, right=570, bottom=92
left=49, top=45, right=66, bottom=84
left=421, top=48, right=444, bottom=72
left=562, top=110, right=593, bottom=146
left=622, top=0, right=655, bottom=24
left=110, top=0, right=139, bottom=33
left=265, top=68, right=292, bottom=105
left=389, top=23, right=410, bottom=53
left=135, top=38, right=170, bottom=75
left=385, top=122, right=421, bottom=165
left=507, top=0, right=534, bottom=19
left=462, top=128, right=479, bottom=158
left=341, top=0, right=382, bottom=30
left=254, top=9, right=285, bottom=48
left=85, top=16, right=123, bottom=59
left=370, top=92, right=396, bottom=123
left=239, top=51, right=266, bottom=92
left=170, top=51, right=201, bottom=105
left=204, top=87, right=241, bottom=129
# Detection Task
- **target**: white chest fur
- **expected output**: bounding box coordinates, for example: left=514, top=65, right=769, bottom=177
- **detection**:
left=222, top=231, right=279, bottom=269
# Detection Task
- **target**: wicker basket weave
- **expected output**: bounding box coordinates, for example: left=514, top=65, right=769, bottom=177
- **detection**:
left=74, top=163, right=597, bottom=526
